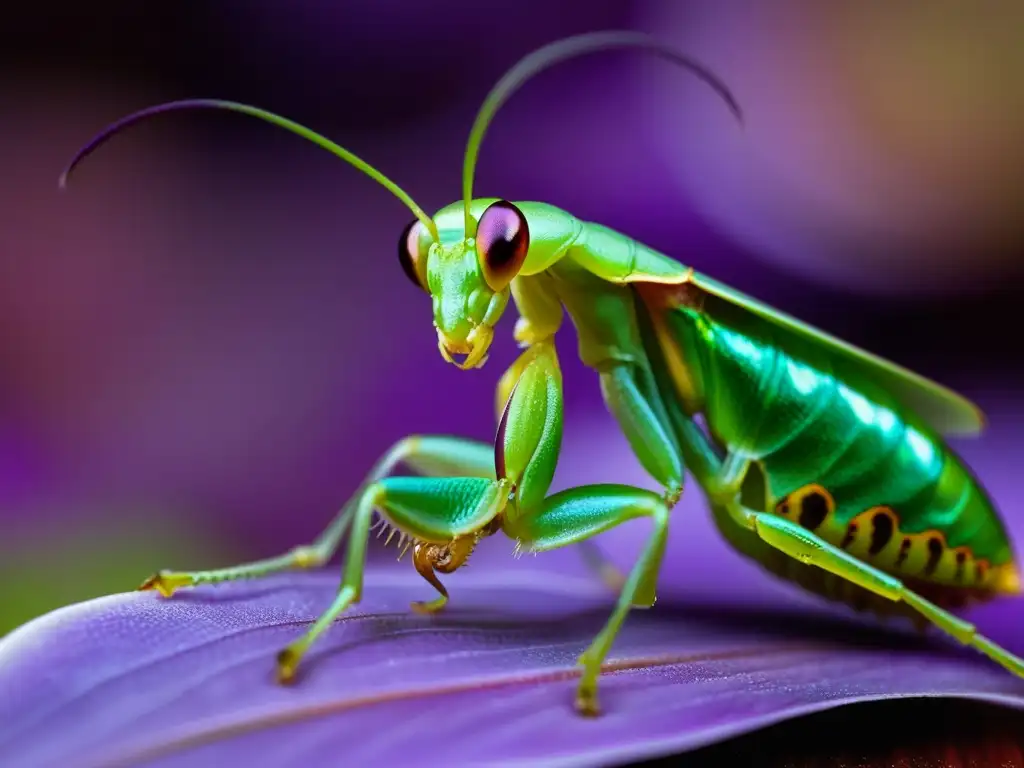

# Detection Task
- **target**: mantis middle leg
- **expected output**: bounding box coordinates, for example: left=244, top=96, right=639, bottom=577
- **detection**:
left=571, top=361, right=685, bottom=591
left=505, top=484, right=670, bottom=715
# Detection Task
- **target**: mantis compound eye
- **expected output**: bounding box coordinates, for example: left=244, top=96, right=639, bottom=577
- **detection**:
left=398, top=218, right=430, bottom=292
left=476, top=200, right=529, bottom=292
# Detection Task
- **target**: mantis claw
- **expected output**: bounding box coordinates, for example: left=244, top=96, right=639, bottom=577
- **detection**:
left=410, top=596, right=448, bottom=615
left=275, top=646, right=301, bottom=684
left=411, top=542, right=457, bottom=614
left=138, top=570, right=193, bottom=597
left=574, top=685, right=602, bottom=717
left=574, top=649, right=604, bottom=716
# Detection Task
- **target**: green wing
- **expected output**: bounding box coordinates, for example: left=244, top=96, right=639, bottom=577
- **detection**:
left=685, top=271, right=985, bottom=437
left=567, top=217, right=982, bottom=436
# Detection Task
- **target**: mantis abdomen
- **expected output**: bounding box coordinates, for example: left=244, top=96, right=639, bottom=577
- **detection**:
left=637, top=285, right=1019, bottom=610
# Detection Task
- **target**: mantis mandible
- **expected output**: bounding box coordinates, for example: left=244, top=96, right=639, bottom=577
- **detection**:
left=60, top=31, right=1023, bottom=716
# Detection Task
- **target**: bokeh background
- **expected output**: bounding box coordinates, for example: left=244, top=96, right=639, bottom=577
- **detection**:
left=2, top=1, right=1023, bottom=641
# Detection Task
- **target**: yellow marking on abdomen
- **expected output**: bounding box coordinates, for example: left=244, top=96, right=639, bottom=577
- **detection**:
left=773, top=484, right=1019, bottom=597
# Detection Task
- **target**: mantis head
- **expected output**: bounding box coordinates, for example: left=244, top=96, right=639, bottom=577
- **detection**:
left=59, top=33, right=740, bottom=374
left=401, top=29, right=740, bottom=372
left=398, top=197, right=528, bottom=370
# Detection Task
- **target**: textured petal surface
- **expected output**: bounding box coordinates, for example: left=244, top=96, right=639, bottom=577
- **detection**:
left=1, top=567, right=1023, bottom=768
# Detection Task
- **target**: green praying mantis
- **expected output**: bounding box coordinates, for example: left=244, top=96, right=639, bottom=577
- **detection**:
left=61, top=31, right=1023, bottom=716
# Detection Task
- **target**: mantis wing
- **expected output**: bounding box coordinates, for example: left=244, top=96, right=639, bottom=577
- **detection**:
left=628, top=263, right=984, bottom=437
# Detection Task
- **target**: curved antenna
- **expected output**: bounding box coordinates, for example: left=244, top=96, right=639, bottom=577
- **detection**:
left=60, top=99, right=440, bottom=242
left=461, top=31, right=744, bottom=236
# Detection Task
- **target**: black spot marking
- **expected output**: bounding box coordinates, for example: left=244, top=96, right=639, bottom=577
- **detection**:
left=895, top=537, right=912, bottom=568
left=924, top=536, right=944, bottom=576
left=840, top=523, right=858, bottom=550
left=777, top=500, right=790, bottom=516
left=868, top=512, right=894, bottom=556
left=954, top=550, right=967, bottom=582
left=797, top=490, right=830, bottom=531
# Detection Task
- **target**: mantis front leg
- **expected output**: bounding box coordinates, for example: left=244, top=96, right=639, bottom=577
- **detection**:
left=494, top=339, right=672, bottom=715
left=507, top=274, right=685, bottom=592
left=277, top=339, right=660, bottom=689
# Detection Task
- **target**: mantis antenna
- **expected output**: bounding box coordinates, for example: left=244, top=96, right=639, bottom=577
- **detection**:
left=59, top=99, right=441, bottom=242
left=461, top=30, right=745, bottom=236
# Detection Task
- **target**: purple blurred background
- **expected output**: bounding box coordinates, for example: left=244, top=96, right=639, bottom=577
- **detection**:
left=2, top=1, right=1023, bottom=633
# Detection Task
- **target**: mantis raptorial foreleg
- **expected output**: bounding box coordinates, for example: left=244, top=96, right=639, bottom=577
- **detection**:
left=508, top=274, right=685, bottom=594
left=499, top=354, right=682, bottom=593
left=138, top=434, right=497, bottom=597
left=283, top=338, right=677, bottom=703
left=497, top=340, right=628, bottom=591
left=492, top=339, right=675, bottom=714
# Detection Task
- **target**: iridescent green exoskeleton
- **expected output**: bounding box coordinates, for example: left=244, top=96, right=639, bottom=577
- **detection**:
left=61, top=31, right=1022, bottom=716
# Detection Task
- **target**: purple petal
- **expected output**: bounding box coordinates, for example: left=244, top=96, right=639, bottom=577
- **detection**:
left=2, top=568, right=1023, bottom=767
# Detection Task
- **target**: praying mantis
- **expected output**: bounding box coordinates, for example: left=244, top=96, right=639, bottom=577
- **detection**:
left=60, top=31, right=1023, bottom=716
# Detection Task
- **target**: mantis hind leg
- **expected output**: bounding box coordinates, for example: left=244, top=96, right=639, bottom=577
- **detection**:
left=508, top=483, right=670, bottom=716
left=740, top=507, right=1024, bottom=678
left=672, top=408, right=1024, bottom=681
left=139, top=435, right=496, bottom=597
